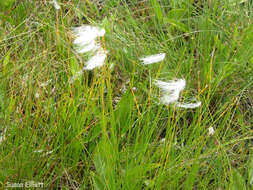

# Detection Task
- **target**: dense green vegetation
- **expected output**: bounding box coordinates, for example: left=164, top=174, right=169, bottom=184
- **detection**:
left=0, top=0, right=252, bottom=189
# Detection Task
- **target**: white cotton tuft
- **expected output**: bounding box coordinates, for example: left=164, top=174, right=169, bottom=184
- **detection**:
left=84, top=50, right=107, bottom=70
left=43, top=150, right=54, bottom=156
left=154, top=79, right=186, bottom=93
left=159, top=138, right=166, bottom=144
left=70, top=49, right=107, bottom=83
left=154, top=79, right=201, bottom=109
left=33, top=149, right=43, bottom=153
left=160, top=91, right=181, bottom=104
left=72, top=25, right=105, bottom=47
left=175, top=101, right=201, bottom=109
left=0, top=128, right=6, bottom=145
left=208, top=127, right=215, bottom=135
left=33, top=149, right=54, bottom=156
left=154, top=79, right=186, bottom=104
left=73, top=25, right=105, bottom=37
left=76, top=41, right=100, bottom=54
left=35, top=92, right=40, bottom=99
left=70, top=25, right=107, bottom=82
left=140, top=53, right=166, bottom=65
left=52, top=0, right=60, bottom=10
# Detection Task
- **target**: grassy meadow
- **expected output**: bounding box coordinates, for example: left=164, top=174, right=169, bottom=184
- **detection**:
left=0, top=0, right=253, bottom=189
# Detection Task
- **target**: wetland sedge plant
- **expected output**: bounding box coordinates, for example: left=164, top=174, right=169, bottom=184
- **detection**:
left=1, top=1, right=251, bottom=189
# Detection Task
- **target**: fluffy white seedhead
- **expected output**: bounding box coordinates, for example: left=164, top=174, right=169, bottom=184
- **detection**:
left=35, top=92, right=40, bottom=99
left=76, top=41, right=101, bottom=54
left=140, top=53, right=166, bottom=65
left=52, top=0, right=60, bottom=10
left=154, top=79, right=186, bottom=104
left=33, top=149, right=54, bottom=156
left=175, top=101, right=201, bottom=109
left=72, top=25, right=105, bottom=47
left=0, top=128, right=6, bottom=145
left=208, top=127, right=215, bottom=135
left=72, top=25, right=106, bottom=55
left=69, top=49, right=107, bottom=83
left=84, top=49, right=107, bottom=70
left=160, top=90, right=181, bottom=104
left=154, top=79, right=186, bottom=93
left=33, top=149, right=43, bottom=153
left=154, top=79, right=201, bottom=108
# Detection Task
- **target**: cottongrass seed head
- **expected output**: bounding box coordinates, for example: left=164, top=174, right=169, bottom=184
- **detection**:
left=175, top=101, right=201, bottom=109
left=75, top=40, right=101, bottom=54
left=84, top=49, right=107, bottom=70
left=52, top=0, right=60, bottom=10
left=0, top=128, right=6, bottom=145
left=154, top=79, right=201, bottom=108
left=140, top=53, right=166, bottom=65
left=72, top=25, right=105, bottom=48
left=70, top=25, right=107, bottom=83
left=154, top=79, right=186, bottom=93
left=159, top=90, right=181, bottom=104
left=208, top=127, right=215, bottom=135
left=154, top=79, right=186, bottom=104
